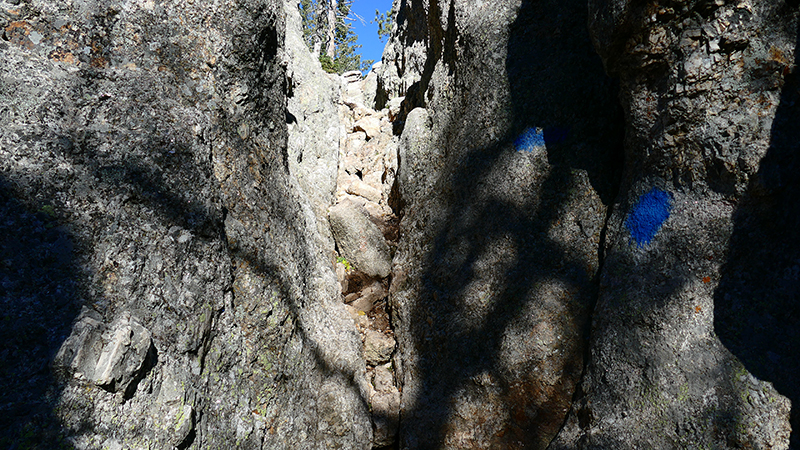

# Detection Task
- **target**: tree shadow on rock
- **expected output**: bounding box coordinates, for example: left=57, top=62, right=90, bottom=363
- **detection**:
left=398, top=0, right=624, bottom=447
left=0, top=176, right=80, bottom=449
left=714, top=17, right=800, bottom=450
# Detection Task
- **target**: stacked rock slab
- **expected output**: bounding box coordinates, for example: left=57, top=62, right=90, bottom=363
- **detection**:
left=333, top=69, right=404, bottom=447
left=381, top=0, right=624, bottom=448
left=550, top=1, right=794, bottom=448
left=0, top=0, right=371, bottom=448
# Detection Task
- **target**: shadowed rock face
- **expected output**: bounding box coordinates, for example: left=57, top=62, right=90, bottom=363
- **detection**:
left=1, top=0, right=370, bottom=448
left=382, top=0, right=624, bottom=448
left=550, top=1, right=797, bottom=448
left=1, top=0, right=798, bottom=448
left=381, top=0, right=798, bottom=449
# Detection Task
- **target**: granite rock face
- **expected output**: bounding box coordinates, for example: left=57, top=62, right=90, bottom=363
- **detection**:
left=2, top=0, right=798, bottom=448
left=0, top=0, right=370, bottom=448
left=376, top=0, right=426, bottom=108
left=54, top=309, right=153, bottom=396
left=285, top=0, right=341, bottom=255
left=550, top=1, right=797, bottom=448
left=382, top=0, right=797, bottom=449
left=330, top=199, right=393, bottom=279
left=384, top=0, right=623, bottom=448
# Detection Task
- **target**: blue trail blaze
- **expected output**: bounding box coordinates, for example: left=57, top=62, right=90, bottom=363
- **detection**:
left=626, top=188, right=672, bottom=247
left=515, top=127, right=545, bottom=152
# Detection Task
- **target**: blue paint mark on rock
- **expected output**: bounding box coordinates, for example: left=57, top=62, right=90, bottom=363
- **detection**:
left=515, top=127, right=545, bottom=152
left=626, top=187, right=672, bottom=247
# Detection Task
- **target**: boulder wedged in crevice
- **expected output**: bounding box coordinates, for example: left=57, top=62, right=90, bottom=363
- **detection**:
left=330, top=199, right=392, bottom=279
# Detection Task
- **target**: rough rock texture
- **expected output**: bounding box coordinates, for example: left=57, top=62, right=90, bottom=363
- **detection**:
left=376, top=0, right=424, bottom=109
left=0, top=0, right=370, bottom=448
left=550, top=1, right=797, bottom=448
left=364, top=329, right=396, bottom=366
left=384, top=0, right=624, bottom=448
left=55, top=309, right=153, bottom=396
left=330, top=199, right=393, bottom=279
left=370, top=364, right=401, bottom=448
left=3, top=0, right=798, bottom=448
left=363, top=62, right=381, bottom=109
left=284, top=0, right=341, bottom=255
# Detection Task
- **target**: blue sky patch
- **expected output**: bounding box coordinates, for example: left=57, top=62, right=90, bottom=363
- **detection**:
left=626, top=188, right=672, bottom=247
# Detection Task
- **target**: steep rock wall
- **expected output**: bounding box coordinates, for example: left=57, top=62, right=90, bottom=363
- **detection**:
left=551, top=1, right=797, bottom=448
left=285, top=0, right=341, bottom=256
left=381, top=0, right=798, bottom=449
left=382, top=0, right=624, bottom=448
left=0, top=0, right=370, bottom=448
left=2, top=0, right=798, bottom=448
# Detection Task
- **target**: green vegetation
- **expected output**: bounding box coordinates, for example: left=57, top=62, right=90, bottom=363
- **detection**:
left=298, top=0, right=373, bottom=73
left=373, top=7, right=395, bottom=42
left=337, top=256, right=352, bottom=271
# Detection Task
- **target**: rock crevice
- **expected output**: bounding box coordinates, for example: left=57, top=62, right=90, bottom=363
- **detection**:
left=1, top=0, right=797, bottom=449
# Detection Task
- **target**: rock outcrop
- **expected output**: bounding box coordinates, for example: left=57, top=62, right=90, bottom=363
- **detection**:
left=550, top=1, right=797, bottom=448
left=380, top=0, right=796, bottom=449
left=285, top=0, right=341, bottom=255
left=1, top=0, right=798, bottom=449
left=0, top=0, right=370, bottom=448
left=383, top=0, right=624, bottom=448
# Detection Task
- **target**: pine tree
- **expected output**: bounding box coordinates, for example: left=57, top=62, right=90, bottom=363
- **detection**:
left=373, top=7, right=395, bottom=42
left=296, top=0, right=372, bottom=74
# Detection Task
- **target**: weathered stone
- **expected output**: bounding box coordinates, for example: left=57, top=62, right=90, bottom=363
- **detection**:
left=397, top=107, right=438, bottom=201
left=346, top=177, right=383, bottom=203
left=376, top=0, right=425, bottom=108
left=347, top=281, right=388, bottom=313
left=549, top=1, right=796, bottom=448
left=336, top=261, right=349, bottom=294
left=345, top=304, right=370, bottom=330
left=387, top=96, right=405, bottom=121
left=344, top=132, right=368, bottom=160
left=54, top=310, right=152, bottom=395
left=170, top=404, right=194, bottom=447
left=6, top=0, right=799, bottom=448
left=371, top=365, right=400, bottom=447
left=92, top=315, right=152, bottom=392
left=354, top=116, right=382, bottom=140
left=329, top=199, right=392, bottom=279
left=372, top=364, right=395, bottom=392
left=364, top=330, right=395, bottom=366
left=349, top=295, right=374, bottom=314
left=386, top=0, right=624, bottom=448
left=285, top=0, right=341, bottom=256
left=363, top=62, right=381, bottom=109
left=360, top=281, right=388, bottom=306
left=343, top=75, right=366, bottom=105
left=0, top=0, right=371, bottom=448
